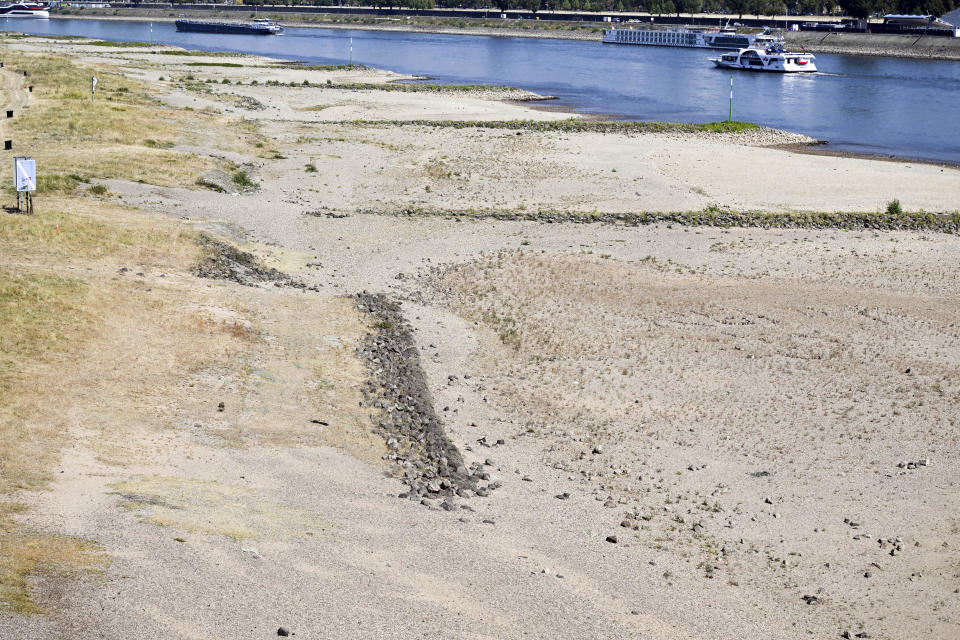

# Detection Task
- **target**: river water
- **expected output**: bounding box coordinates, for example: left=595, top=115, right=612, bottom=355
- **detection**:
left=4, top=16, right=960, bottom=163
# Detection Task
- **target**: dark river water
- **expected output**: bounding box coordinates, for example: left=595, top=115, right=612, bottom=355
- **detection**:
left=4, top=16, right=960, bottom=163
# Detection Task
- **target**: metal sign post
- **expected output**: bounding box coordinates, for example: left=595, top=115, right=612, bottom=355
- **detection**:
left=728, top=75, right=734, bottom=122
left=14, top=156, right=36, bottom=214
left=91, top=75, right=98, bottom=101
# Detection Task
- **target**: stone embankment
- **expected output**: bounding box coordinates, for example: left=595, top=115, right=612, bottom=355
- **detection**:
left=322, top=82, right=552, bottom=101
left=384, top=207, right=960, bottom=232
left=352, top=119, right=818, bottom=145
left=356, top=292, right=496, bottom=508
left=785, top=32, right=960, bottom=60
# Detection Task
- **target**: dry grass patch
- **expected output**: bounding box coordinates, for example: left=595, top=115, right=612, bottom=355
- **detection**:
left=109, top=475, right=329, bottom=540
left=173, top=291, right=381, bottom=463
left=0, top=203, right=209, bottom=612
left=0, top=47, right=265, bottom=189
left=0, top=201, right=202, bottom=495
left=0, top=503, right=106, bottom=615
left=0, top=197, right=198, bottom=263
left=0, top=269, right=92, bottom=496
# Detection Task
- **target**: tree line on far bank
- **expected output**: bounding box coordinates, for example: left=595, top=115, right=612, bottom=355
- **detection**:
left=228, top=0, right=959, bottom=18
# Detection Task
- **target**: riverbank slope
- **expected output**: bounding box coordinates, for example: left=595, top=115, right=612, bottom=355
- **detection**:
left=0, top=37, right=957, bottom=640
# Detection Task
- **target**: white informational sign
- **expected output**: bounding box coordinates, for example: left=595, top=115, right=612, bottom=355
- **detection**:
left=91, top=75, right=98, bottom=98
left=14, top=157, right=36, bottom=192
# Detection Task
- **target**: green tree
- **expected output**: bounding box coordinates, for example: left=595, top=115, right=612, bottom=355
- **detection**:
left=726, top=0, right=751, bottom=16
left=676, top=0, right=703, bottom=13
left=838, top=0, right=872, bottom=17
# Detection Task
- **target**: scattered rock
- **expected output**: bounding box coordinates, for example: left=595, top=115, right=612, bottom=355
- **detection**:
left=277, top=627, right=290, bottom=637
left=236, top=95, right=265, bottom=111
left=240, top=547, right=263, bottom=560
left=605, top=535, right=618, bottom=544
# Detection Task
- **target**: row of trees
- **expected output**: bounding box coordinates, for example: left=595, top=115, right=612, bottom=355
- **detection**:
left=235, top=0, right=959, bottom=17
left=837, top=0, right=958, bottom=17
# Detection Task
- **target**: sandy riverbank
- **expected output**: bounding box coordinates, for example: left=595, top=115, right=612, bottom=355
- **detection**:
left=0, top=36, right=957, bottom=640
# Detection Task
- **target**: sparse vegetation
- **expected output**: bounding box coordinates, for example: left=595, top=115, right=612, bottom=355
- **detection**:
left=376, top=204, right=960, bottom=233
left=232, top=170, right=255, bottom=188
left=348, top=118, right=762, bottom=135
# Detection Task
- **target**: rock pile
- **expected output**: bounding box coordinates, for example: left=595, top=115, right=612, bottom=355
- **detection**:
left=355, top=292, right=492, bottom=504
left=195, top=234, right=311, bottom=289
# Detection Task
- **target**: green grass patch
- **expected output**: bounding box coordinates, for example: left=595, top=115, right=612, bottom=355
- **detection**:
left=143, top=139, right=174, bottom=149
left=185, top=62, right=244, bottom=68
left=84, top=40, right=153, bottom=47
left=231, top=170, right=255, bottom=188
left=24, top=173, right=89, bottom=195
left=695, top=121, right=760, bottom=133
left=155, top=49, right=243, bottom=57
left=346, top=118, right=760, bottom=135
left=293, top=63, right=369, bottom=71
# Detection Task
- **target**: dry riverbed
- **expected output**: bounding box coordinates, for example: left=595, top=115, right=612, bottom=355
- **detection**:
left=0, top=35, right=957, bottom=640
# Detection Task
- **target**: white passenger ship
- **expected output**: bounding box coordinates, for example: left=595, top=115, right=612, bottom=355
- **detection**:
left=602, top=26, right=780, bottom=50
left=710, top=43, right=817, bottom=73
left=0, top=3, right=50, bottom=17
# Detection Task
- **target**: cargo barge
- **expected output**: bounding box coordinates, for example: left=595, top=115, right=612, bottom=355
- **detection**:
left=174, top=17, right=282, bottom=35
